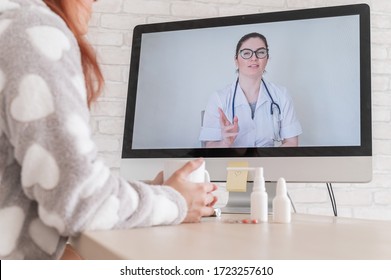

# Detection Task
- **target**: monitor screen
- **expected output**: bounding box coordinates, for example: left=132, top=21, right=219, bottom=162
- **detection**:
left=121, top=4, right=371, bottom=183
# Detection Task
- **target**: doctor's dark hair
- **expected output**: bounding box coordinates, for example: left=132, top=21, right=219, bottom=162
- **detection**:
left=235, top=32, right=269, bottom=59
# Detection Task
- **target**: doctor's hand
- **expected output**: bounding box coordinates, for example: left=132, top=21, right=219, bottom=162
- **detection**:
left=218, top=108, right=239, bottom=147
left=164, top=158, right=217, bottom=223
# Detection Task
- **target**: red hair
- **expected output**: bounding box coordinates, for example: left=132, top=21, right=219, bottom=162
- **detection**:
left=43, top=0, right=104, bottom=107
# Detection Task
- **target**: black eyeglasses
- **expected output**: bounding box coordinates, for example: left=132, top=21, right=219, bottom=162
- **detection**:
left=239, top=48, right=268, bottom=59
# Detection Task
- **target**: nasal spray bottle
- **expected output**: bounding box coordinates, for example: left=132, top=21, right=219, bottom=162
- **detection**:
left=226, top=166, right=268, bottom=222
left=250, top=167, right=268, bottom=222
left=272, top=178, right=291, bottom=223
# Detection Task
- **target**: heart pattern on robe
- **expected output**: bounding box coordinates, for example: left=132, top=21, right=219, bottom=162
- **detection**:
left=26, top=25, right=70, bottom=61
left=22, top=143, right=60, bottom=190
left=10, top=74, right=55, bottom=122
left=0, top=206, right=25, bottom=256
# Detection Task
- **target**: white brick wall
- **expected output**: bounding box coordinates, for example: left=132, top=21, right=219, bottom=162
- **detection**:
left=89, top=0, right=391, bottom=221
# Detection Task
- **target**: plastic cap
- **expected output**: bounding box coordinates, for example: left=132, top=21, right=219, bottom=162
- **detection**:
left=276, top=177, right=287, bottom=196
left=254, top=167, right=263, bottom=181
left=252, top=167, right=265, bottom=192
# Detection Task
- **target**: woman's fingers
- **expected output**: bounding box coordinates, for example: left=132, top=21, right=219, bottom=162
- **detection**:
left=201, top=206, right=216, bottom=217
left=206, top=195, right=218, bottom=207
left=218, top=107, right=231, bottom=126
left=217, top=108, right=239, bottom=146
left=184, top=206, right=215, bottom=223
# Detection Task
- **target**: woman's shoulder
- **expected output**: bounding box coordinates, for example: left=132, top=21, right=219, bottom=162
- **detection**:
left=264, top=79, right=290, bottom=97
left=0, top=1, right=84, bottom=109
left=0, top=1, right=79, bottom=67
left=216, top=81, right=235, bottom=97
left=0, top=1, right=72, bottom=39
left=263, top=79, right=286, bottom=92
left=263, top=79, right=295, bottom=106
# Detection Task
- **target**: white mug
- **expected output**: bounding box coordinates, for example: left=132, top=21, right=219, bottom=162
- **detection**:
left=163, top=160, right=210, bottom=183
left=212, top=183, right=229, bottom=208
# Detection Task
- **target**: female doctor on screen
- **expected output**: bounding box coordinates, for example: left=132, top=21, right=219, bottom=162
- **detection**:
left=199, top=32, right=302, bottom=148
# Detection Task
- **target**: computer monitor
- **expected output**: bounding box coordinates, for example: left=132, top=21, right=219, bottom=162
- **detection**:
left=120, top=4, right=372, bottom=186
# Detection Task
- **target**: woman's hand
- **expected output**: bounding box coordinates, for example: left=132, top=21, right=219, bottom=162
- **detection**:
left=218, top=108, right=239, bottom=147
left=150, top=171, right=164, bottom=185
left=281, top=136, right=299, bottom=147
left=164, top=158, right=217, bottom=223
left=205, top=108, right=239, bottom=148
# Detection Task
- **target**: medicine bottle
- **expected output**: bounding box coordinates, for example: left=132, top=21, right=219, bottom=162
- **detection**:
left=272, top=177, right=291, bottom=223
left=250, top=167, right=268, bottom=222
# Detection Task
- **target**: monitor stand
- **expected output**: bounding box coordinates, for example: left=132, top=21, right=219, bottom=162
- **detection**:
left=221, top=182, right=276, bottom=214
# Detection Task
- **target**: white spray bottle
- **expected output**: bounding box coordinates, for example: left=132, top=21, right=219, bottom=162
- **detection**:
left=250, top=167, right=268, bottom=222
left=272, top=177, right=291, bottom=223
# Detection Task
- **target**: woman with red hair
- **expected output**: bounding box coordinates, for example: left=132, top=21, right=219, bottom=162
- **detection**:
left=0, top=0, right=216, bottom=259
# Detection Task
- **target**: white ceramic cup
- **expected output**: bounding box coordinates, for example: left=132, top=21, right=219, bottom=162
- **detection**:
left=163, top=160, right=210, bottom=183
left=212, top=183, right=229, bottom=208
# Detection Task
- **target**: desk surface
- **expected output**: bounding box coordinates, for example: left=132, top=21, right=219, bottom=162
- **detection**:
left=73, top=214, right=391, bottom=260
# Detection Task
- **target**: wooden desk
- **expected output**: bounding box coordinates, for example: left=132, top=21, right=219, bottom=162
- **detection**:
left=73, top=214, right=391, bottom=260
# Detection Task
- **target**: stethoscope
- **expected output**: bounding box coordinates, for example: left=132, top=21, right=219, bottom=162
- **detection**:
left=231, top=78, right=282, bottom=142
